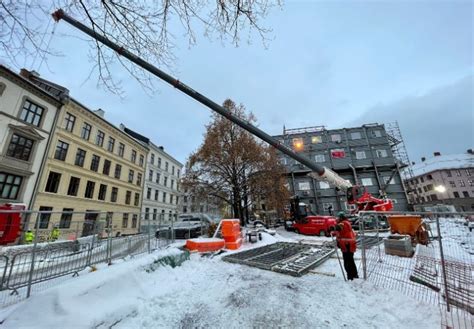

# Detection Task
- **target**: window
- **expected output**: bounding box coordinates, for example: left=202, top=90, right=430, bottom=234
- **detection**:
left=355, top=151, right=366, bottom=160
left=114, top=164, right=122, bottom=179
left=156, top=172, right=160, bottom=184
left=298, top=182, right=311, bottom=190
left=164, top=176, right=168, bottom=187
left=453, top=191, right=460, bottom=198
left=331, top=149, right=345, bottom=158
left=19, top=100, right=44, bottom=127
left=0, top=173, right=23, bottom=199
left=176, top=196, right=179, bottom=205
left=125, top=191, right=131, bottom=205
left=462, top=191, right=469, bottom=197
left=449, top=181, right=456, bottom=188
left=426, top=184, right=434, bottom=191
left=158, top=157, right=162, bottom=168
left=90, top=154, right=100, bottom=172
left=350, top=132, right=362, bottom=140
left=446, top=170, right=452, bottom=177
left=122, top=213, right=129, bottom=228
left=372, top=130, right=382, bottom=138
left=466, top=169, right=472, bottom=177
left=103, top=159, right=111, bottom=175
left=139, top=154, right=144, bottom=167
left=376, top=149, right=388, bottom=158
left=154, top=190, right=158, bottom=201
left=37, top=206, right=52, bottom=229
left=131, top=150, right=137, bottom=163
left=430, top=194, right=438, bottom=201
left=468, top=179, right=474, bottom=187
left=420, top=176, right=424, bottom=183
left=111, top=187, right=118, bottom=202
left=81, top=123, right=92, bottom=140
left=54, top=140, right=69, bottom=161
left=361, top=178, right=374, bottom=186
left=456, top=170, right=462, bottom=177
left=7, top=134, right=34, bottom=161
left=323, top=203, right=333, bottom=211
left=147, top=188, right=152, bottom=199
left=128, top=170, right=134, bottom=183
left=331, top=134, right=342, bottom=143
left=383, top=176, right=395, bottom=185
left=459, top=180, right=466, bottom=187
left=151, top=153, right=155, bottom=164
left=95, top=130, right=105, bottom=147
left=118, top=143, right=125, bottom=157
left=427, top=174, right=433, bottom=180
left=98, top=184, right=107, bottom=200
left=137, top=173, right=142, bottom=186
left=45, top=171, right=61, bottom=193
left=279, top=157, right=287, bottom=165
left=59, top=208, right=73, bottom=228
left=132, top=214, right=138, bottom=228
left=145, top=208, right=150, bottom=220
left=319, top=181, right=330, bottom=189
left=75, top=148, right=86, bottom=167
left=84, top=181, right=95, bottom=198
left=315, top=154, right=325, bottom=163
left=292, top=138, right=304, bottom=151
left=64, top=112, right=76, bottom=132
left=311, top=136, right=322, bottom=144
left=171, top=180, right=174, bottom=189
left=165, top=162, right=169, bottom=171
left=149, top=170, right=153, bottom=181
left=170, top=195, right=174, bottom=204
left=184, top=195, right=188, bottom=203
left=162, top=192, right=167, bottom=203
left=67, top=176, right=80, bottom=196
left=106, top=137, right=115, bottom=152
left=134, top=193, right=140, bottom=206
left=153, top=209, right=157, bottom=220
left=172, top=166, right=175, bottom=175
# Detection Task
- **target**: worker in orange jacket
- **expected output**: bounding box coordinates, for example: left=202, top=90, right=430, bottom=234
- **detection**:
left=333, top=211, right=359, bottom=280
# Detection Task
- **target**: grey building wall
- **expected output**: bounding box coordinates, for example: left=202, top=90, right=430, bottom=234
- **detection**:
left=274, top=124, right=409, bottom=215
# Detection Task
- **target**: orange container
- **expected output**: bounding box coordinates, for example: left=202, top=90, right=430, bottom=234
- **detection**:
left=223, top=233, right=242, bottom=243
left=221, top=219, right=240, bottom=227
left=388, top=215, right=423, bottom=236
left=222, top=224, right=240, bottom=236
left=185, top=238, right=225, bottom=252
left=225, top=238, right=243, bottom=250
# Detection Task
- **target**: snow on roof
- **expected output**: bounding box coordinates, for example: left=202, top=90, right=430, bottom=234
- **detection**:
left=412, top=153, right=474, bottom=177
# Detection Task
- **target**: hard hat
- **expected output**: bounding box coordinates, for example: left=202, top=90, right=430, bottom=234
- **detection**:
left=337, top=211, right=346, bottom=220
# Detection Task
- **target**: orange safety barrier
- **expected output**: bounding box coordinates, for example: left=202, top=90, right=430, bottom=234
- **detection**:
left=219, top=219, right=243, bottom=250
left=185, top=238, right=225, bottom=252
left=225, top=238, right=243, bottom=250
left=223, top=234, right=242, bottom=243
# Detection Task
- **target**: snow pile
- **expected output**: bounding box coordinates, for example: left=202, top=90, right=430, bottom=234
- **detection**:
left=1, top=244, right=440, bottom=329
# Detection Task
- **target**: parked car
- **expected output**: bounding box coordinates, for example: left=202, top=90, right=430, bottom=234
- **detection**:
left=290, top=216, right=337, bottom=237
left=155, top=213, right=219, bottom=239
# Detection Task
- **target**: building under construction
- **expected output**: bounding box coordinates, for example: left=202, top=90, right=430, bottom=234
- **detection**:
left=272, top=122, right=411, bottom=214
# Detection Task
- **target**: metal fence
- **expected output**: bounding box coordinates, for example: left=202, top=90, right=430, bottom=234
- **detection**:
left=0, top=209, right=186, bottom=308
left=358, top=211, right=473, bottom=329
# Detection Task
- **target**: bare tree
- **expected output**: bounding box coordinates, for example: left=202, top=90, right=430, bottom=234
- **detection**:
left=0, top=0, right=280, bottom=94
left=182, top=99, right=288, bottom=225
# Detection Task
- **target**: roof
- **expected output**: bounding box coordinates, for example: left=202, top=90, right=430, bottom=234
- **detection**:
left=411, top=153, right=474, bottom=176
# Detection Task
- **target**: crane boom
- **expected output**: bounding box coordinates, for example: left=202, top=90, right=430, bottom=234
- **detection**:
left=51, top=9, right=352, bottom=191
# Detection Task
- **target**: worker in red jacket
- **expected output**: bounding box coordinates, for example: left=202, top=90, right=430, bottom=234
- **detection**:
left=333, top=211, right=359, bottom=280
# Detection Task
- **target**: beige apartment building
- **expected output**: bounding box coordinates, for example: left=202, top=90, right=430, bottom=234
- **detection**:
left=21, top=70, right=148, bottom=240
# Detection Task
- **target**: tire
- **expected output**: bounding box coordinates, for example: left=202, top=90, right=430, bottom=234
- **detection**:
left=184, top=232, right=190, bottom=239
left=319, top=230, right=326, bottom=237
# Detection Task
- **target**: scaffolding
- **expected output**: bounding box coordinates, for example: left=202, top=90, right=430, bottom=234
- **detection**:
left=385, top=121, right=414, bottom=181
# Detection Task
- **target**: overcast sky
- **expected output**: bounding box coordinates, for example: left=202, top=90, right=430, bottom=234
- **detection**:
left=5, top=1, right=473, bottom=164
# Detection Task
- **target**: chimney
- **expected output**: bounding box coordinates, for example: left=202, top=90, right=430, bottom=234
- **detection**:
left=421, top=157, right=426, bottom=162
left=19, top=68, right=40, bottom=79
left=119, top=123, right=125, bottom=131
left=433, top=152, right=441, bottom=156
left=468, top=149, right=473, bottom=155
left=94, top=108, right=105, bottom=118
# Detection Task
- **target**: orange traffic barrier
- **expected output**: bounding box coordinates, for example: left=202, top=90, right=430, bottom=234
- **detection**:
left=225, top=238, right=243, bottom=250
left=219, top=219, right=243, bottom=250
left=185, top=238, right=225, bottom=252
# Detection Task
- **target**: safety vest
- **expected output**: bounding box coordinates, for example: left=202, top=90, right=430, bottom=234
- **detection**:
left=24, top=232, right=34, bottom=244
left=50, top=228, right=60, bottom=240
left=336, top=220, right=357, bottom=253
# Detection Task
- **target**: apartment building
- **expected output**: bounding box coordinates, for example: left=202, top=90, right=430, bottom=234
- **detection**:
left=273, top=124, right=409, bottom=214
left=407, top=151, right=474, bottom=212
left=120, top=126, right=183, bottom=222
left=0, top=66, right=63, bottom=207
left=20, top=69, right=148, bottom=240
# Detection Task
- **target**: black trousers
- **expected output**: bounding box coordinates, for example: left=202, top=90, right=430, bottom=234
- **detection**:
left=342, top=251, right=359, bottom=280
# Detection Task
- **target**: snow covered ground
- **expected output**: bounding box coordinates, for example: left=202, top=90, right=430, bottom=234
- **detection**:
left=0, top=231, right=441, bottom=329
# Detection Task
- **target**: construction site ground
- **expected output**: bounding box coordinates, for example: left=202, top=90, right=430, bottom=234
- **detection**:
left=0, top=230, right=442, bottom=329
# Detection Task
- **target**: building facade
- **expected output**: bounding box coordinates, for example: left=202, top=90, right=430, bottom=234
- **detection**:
left=0, top=66, right=62, bottom=207
left=121, top=126, right=183, bottom=222
left=406, top=151, right=474, bottom=212
left=181, top=188, right=222, bottom=217
left=273, top=124, right=410, bottom=215
left=21, top=70, right=147, bottom=240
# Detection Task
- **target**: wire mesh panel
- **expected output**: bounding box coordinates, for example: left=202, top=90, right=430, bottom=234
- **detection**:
left=359, top=211, right=474, bottom=329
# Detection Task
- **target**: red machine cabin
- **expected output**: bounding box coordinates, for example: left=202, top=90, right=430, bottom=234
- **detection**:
left=0, top=203, right=25, bottom=245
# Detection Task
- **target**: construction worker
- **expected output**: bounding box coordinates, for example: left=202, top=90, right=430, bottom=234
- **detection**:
left=333, top=211, right=359, bottom=280
left=49, top=225, right=60, bottom=242
left=24, top=230, right=34, bottom=244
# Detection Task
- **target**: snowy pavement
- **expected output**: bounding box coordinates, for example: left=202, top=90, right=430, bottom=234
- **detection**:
left=0, top=233, right=441, bottom=329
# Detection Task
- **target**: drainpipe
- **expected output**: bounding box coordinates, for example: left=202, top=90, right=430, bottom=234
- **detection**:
left=349, top=164, right=359, bottom=185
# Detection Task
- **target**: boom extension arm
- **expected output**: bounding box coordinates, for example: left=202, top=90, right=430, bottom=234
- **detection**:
left=51, top=9, right=352, bottom=192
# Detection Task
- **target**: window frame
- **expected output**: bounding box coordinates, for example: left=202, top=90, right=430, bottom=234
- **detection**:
left=6, top=134, right=34, bottom=161
left=19, top=99, right=45, bottom=127
left=64, top=112, right=76, bottom=132
left=0, top=172, right=23, bottom=199
left=54, top=140, right=69, bottom=161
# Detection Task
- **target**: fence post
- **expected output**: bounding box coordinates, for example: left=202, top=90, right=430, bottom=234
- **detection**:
left=435, top=216, right=450, bottom=312
left=26, top=212, right=41, bottom=298
left=147, top=213, right=151, bottom=254
left=107, top=214, right=112, bottom=266
left=360, top=214, right=367, bottom=280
